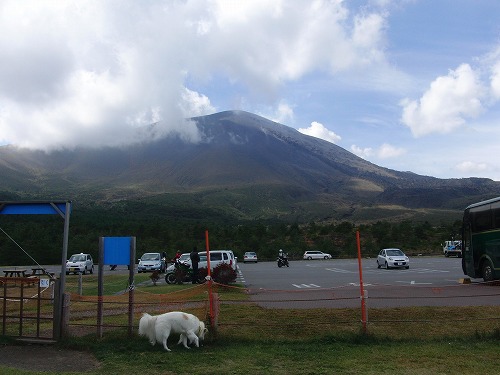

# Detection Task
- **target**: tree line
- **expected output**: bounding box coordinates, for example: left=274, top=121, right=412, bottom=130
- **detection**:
left=0, top=205, right=463, bottom=266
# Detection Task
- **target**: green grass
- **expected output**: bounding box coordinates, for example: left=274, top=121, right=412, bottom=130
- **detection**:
left=3, top=330, right=497, bottom=375
left=2, top=280, right=500, bottom=374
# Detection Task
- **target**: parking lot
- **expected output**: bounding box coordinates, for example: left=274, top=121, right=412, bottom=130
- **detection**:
left=238, top=256, right=466, bottom=289
left=34, top=256, right=500, bottom=308
left=237, top=256, right=500, bottom=308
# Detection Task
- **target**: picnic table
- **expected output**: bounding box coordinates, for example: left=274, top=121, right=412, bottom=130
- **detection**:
left=3, top=269, right=27, bottom=278
left=30, top=267, right=55, bottom=277
left=31, top=268, right=45, bottom=276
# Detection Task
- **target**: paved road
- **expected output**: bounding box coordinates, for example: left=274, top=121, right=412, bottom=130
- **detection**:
left=237, top=257, right=500, bottom=308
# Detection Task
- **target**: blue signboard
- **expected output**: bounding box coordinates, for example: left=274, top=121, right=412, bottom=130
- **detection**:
left=103, top=237, right=132, bottom=265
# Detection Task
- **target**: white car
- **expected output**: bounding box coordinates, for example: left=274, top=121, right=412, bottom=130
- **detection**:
left=66, top=253, right=94, bottom=275
left=243, top=252, right=258, bottom=263
left=166, top=250, right=237, bottom=273
left=377, top=248, right=410, bottom=269
left=303, top=251, right=332, bottom=260
left=137, top=252, right=166, bottom=273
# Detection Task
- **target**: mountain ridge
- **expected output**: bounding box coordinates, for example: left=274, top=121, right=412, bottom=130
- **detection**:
left=0, top=110, right=498, bottom=222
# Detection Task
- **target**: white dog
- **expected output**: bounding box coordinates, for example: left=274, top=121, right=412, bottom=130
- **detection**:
left=138, top=311, right=208, bottom=351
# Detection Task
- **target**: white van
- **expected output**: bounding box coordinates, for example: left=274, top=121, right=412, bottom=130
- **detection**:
left=166, top=250, right=237, bottom=272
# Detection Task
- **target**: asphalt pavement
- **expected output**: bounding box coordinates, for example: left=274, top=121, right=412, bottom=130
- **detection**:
left=237, top=256, right=500, bottom=308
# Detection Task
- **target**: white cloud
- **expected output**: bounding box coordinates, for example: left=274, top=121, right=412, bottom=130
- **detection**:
left=455, top=161, right=488, bottom=174
left=268, top=101, right=295, bottom=125
left=482, top=45, right=500, bottom=101
left=180, top=88, right=216, bottom=119
left=350, top=145, right=373, bottom=159
left=0, top=0, right=392, bottom=150
left=400, top=64, right=485, bottom=137
left=351, top=143, right=404, bottom=159
left=351, top=12, right=386, bottom=65
left=491, top=61, right=500, bottom=100
left=299, top=121, right=341, bottom=144
left=377, top=143, right=405, bottom=158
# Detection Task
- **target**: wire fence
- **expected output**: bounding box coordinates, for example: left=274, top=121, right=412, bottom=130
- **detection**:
left=2, top=272, right=499, bottom=342
left=63, top=278, right=500, bottom=341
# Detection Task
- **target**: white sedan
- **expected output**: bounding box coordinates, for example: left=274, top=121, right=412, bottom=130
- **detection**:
left=243, top=252, right=258, bottom=263
left=377, top=248, right=410, bottom=269
left=303, top=251, right=332, bottom=260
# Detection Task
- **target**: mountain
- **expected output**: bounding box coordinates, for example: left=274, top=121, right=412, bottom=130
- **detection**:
left=0, top=110, right=498, bottom=222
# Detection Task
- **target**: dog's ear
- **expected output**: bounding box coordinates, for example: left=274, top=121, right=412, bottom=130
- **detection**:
left=204, top=328, right=208, bottom=334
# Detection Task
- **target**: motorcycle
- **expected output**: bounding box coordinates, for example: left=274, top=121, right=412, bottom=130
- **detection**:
left=165, top=259, right=206, bottom=284
left=277, top=256, right=289, bottom=268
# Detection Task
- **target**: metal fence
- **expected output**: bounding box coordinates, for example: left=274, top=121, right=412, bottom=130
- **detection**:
left=0, top=276, right=56, bottom=341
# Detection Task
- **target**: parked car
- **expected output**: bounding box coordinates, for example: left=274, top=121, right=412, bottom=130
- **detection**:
left=377, top=248, right=410, bottom=269
left=303, top=251, right=332, bottom=260
left=243, top=252, right=258, bottom=263
left=137, top=252, right=166, bottom=273
left=66, top=253, right=94, bottom=275
left=166, top=250, right=237, bottom=273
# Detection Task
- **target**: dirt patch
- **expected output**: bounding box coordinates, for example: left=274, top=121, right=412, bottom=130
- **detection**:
left=0, top=344, right=101, bottom=373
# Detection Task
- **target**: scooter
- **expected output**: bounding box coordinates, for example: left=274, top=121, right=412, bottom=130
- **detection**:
left=277, top=256, right=289, bottom=268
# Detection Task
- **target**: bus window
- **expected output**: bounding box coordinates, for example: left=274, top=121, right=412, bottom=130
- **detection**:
left=492, top=201, right=500, bottom=229
left=471, top=208, right=492, bottom=232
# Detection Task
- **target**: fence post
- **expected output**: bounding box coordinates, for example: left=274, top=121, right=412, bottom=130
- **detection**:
left=97, top=237, right=104, bottom=338
left=78, top=272, right=83, bottom=295
left=53, top=277, right=70, bottom=340
left=53, top=278, right=61, bottom=339
left=356, top=230, right=368, bottom=334
left=128, top=237, right=136, bottom=337
left=61, top=293, right=71, bottom=337
left=205, top=230, right=216, bottom=332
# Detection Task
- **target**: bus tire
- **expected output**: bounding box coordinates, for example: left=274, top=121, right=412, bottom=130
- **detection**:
left=482, top=261, right=494, bottom=282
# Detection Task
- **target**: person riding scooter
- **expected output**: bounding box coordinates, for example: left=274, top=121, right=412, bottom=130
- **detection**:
left=277, top=249, right=289, bottom=267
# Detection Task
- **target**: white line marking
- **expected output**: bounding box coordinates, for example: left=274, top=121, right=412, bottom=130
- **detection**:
left=325, top=268, right=353, bottom=273
left=292, top=284, right=321, bottom=288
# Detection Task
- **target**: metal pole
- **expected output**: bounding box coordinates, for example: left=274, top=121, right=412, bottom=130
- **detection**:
left=128, top=237, right=136, bottom=337
left=56, top=201, right=71, bottom=339
left=205, top=230, right=214, bottom=328
left=97, top=237, right=104, bottom=338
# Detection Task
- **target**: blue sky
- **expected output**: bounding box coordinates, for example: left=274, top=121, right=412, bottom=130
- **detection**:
left=1, top=1, right=500, bottom=180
